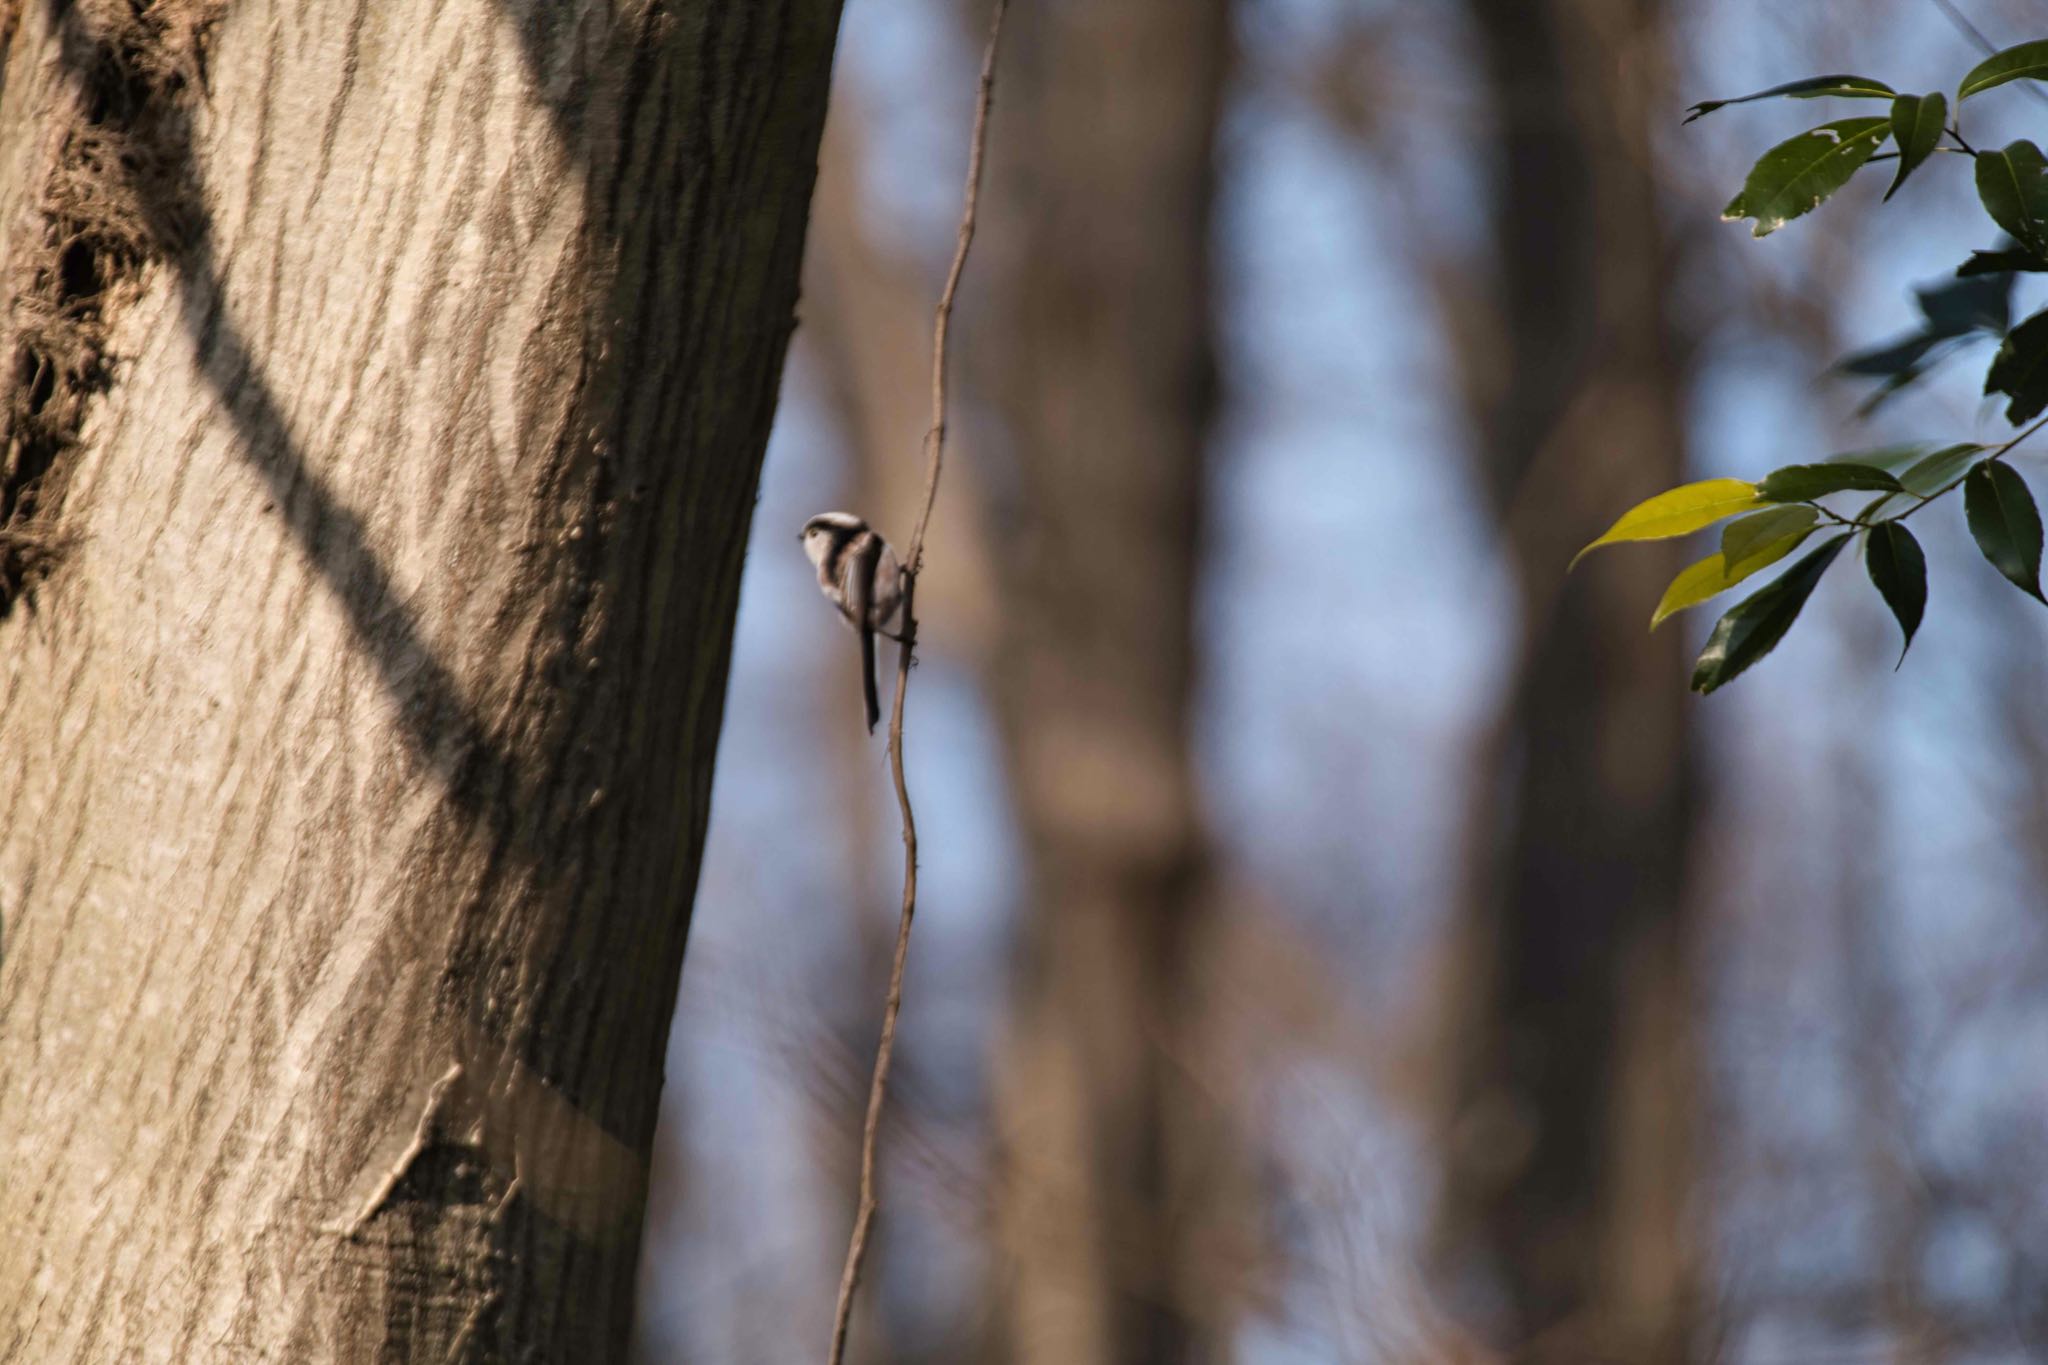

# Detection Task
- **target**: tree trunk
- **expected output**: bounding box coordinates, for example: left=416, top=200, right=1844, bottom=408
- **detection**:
left=1436, top=1, right=1700, bottom=1360
left=0, top=0, right=838, bottom=1359
left=973, top=3, right=1232, bottom=1362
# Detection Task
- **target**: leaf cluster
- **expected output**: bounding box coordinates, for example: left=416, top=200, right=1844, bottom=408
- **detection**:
left=1582, top=436, right=2043, bottom=691
left=1583, top=40, right=2048, bottom=693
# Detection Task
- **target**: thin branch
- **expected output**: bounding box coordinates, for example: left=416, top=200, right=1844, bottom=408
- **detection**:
left=825, top=3, right=1007, bottom=1362
left=1866, top=414, right=2048, bottom=528
left=1867, top=143, right=1975, bottom=161
left=903, top=6, right=1005, bottom=582
left=1991, top=412, right=2048, bottom=464
left=1931, top=0, right=2048, bottom=109
left=1931, top=0, right=2004, bottom=57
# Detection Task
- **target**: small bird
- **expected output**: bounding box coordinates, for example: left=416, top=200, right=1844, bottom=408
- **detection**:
left=800, top=512, right=905, bottom=733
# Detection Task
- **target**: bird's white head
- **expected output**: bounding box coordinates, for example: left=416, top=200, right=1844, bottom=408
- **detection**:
left=799, top=511, right=867, bottom=570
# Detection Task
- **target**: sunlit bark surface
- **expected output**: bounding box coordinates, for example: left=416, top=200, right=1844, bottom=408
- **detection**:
left=0, top=1, right=839, bottom=1358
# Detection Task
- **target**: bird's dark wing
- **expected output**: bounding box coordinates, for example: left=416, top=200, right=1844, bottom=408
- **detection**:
left=849, top=533, right=883, bottom=733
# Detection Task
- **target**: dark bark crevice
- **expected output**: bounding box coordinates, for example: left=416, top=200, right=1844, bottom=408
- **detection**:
left=0, top=0, right=219, bottom=614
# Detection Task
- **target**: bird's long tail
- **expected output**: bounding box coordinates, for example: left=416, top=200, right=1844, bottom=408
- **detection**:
left=861, top=625, right=880, bottom=733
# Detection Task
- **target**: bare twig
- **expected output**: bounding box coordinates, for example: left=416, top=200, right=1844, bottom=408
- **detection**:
left=825, top=4, right=1007, bottom=1362
left=1931, top=0, right=2003, bottom=57
left=1931, top=0, right=2048, bottom=108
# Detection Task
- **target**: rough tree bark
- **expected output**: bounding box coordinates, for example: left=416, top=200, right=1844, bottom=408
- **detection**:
left=0, top=0, right=838, bottom=1359
left=1435, top=1, right=1700, bottom=1360
left=973, top=2, right=1233, bottom=1362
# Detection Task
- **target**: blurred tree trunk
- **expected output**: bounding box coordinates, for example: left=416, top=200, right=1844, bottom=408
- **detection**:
left=973, top=2, right=1234, bottom=1362
left=1435, top=1, right=1701, bottom=1360
left=0, top=0, right=838, bottom=1359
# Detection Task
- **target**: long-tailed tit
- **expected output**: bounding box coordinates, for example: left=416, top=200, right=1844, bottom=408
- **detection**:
left=800, top=512, right=906, bottom=733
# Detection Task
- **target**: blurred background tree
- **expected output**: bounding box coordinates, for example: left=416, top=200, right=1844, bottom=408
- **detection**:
left=634, top=1, right=2048, bottom=1362
left=1429, top=3, right=1698, bottom=1361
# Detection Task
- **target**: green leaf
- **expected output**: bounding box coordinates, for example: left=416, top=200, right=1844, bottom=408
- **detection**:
left=1853, top=368, right=1935, bottom=418
left=1959, top=247, right=2048, bottom=276
left=1985, top=306, right=2048, bottom=424
left=1574, top=478, right=1762, bottom=566
left=1837, top=332, right=1945, bottom=378
left=1685, top=74, right=1896, bottom=122
left=1864, top=523, right=1927, bottom=666
left=1885, top=92, right=1947, bottom=199
left=1835, top=275, right=2007, bottom=405
left=1835, top=335, right=1941, bottom=384
left=1974, top=141, right=2048, bottom=256
left=1723, top=118, right=1893, bottom=236
left=1758, top=462, right=1904, bottom=501
left=1897, top=442, right=1986, bottom=497
left=1653, top=534, right=1811, bottom=628
left=1964, top=460, right=2046, bottom=602
left=1721, top=504, right=1819, bottom=570
left=1959, top=38, right=2048, bottom=100
left=1691, top=535, right=1853, bottom=694
left=1915, top=271, right=2010, bottom=335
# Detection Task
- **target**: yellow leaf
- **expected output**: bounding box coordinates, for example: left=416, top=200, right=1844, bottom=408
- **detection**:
left=1574, top=479, right=1762, bottom=568
left=1650, top=530, right=1809, bottom=629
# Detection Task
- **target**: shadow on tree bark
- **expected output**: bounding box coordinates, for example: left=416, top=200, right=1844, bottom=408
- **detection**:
left=0, top=0, right=840, bottom=1356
